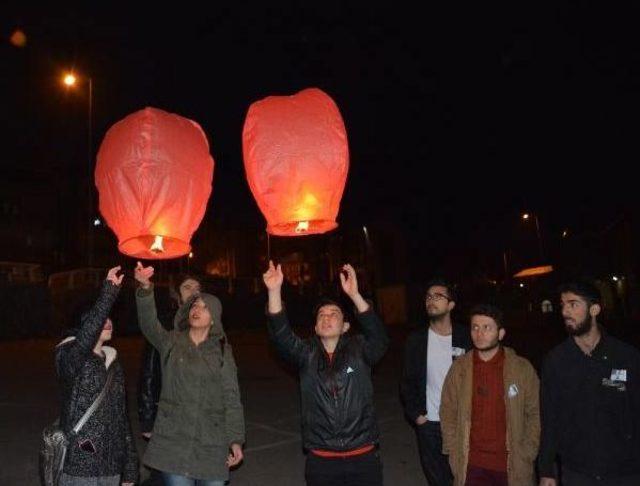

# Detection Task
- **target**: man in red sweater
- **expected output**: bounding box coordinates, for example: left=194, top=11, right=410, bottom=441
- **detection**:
left=440, top=304, right=540, bottom=486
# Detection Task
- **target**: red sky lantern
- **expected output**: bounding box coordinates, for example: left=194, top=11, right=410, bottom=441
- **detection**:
left=243, top=88, right=349, bottom=236
left=95, top=107, right=214, bottom=259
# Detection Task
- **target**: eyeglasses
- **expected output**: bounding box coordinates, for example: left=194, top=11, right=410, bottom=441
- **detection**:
left=426, top=293, right=450, bottom=302
left=180, top=283, right=201, bottom=292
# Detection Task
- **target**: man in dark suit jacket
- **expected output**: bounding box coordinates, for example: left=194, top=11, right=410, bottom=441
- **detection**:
left=401, top=279, right=472, bottom=486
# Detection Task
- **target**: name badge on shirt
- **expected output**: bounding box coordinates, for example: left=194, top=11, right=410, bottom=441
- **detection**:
left=452, top=347, right=466, bottom=358
left=610, top=369, right=627, bottom=382
left=508, top=384, right=519, bottom=398
left=602, top=378, right=626, bottom=392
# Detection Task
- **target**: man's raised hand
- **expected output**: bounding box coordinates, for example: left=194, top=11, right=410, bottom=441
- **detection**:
left=263, top=260, right=284, bottom=291
left=339, top=264, right=359, bottom=299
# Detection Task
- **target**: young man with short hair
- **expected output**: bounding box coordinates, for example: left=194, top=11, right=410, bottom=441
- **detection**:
left=441, top=304, right=540, bottom=486
left=263, top=261, right=389, bottom=486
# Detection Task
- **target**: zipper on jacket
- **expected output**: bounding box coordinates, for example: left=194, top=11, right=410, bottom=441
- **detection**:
left=335, top=392, right=343, bottom=447
left=325, top=347, right=343, bottom=446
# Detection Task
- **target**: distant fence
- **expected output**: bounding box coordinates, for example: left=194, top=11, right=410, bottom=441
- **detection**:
left=0, top=261, right=45, bottom=285
left=0, top=282, right=51, bottom=339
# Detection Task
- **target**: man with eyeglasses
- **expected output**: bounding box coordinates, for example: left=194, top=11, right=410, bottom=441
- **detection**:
left=538, top=281, right=640, bottom=486
left=401, top=279, right=471, bottom=485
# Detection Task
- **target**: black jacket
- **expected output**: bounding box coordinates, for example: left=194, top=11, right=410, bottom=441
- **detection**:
left=55, top=281, right=138, bottom=483
left=137, top=341, right=162, bottom=433
left=538, top=331, right=640, bottom=480
left=267, top=308, right=389, bottom=452
left=400, top=323, right=472, bottom=423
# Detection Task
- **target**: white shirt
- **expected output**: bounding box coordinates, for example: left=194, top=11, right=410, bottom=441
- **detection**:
left=426, top=327, right=453, bottom=422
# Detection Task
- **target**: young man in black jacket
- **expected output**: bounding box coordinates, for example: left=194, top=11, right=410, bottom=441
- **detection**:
left=539, top=281, right=640, bottom=486
left=400, top=279, right=471, bottom=486
left=263, top=261, right=389, bottom=486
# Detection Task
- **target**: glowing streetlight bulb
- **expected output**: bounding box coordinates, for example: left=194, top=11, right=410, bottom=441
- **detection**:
left=522, top=213, right=530, bottom=220
left=63, top=73, right=77, bottom=86
left=10, top=29, right=27, bottom=47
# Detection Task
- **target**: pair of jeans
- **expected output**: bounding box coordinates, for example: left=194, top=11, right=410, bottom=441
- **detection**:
left=416, top=421, right=453, bottom=486
left=464, top=465, right=507, bottom=486
left=140, top=468, right=163, bottom=486
left=305, top=449, right=383, bottom=486
left=59, top=473, right=120, bottom=486
left=161, top=472, right=226, bottom=486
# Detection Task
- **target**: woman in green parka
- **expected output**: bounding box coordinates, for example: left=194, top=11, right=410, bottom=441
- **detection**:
left=134, top=262, right=245, bottom=486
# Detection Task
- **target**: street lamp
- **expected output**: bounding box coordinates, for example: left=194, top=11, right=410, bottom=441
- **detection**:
left=521, top=212, right=544, bottom=261
left=62, top=71, right=95, bottom=266
left=63, top=73, right=77, bottom=86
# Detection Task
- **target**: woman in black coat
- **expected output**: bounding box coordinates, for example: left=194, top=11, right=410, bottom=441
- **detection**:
left=55, top=266, right=138, bottom=486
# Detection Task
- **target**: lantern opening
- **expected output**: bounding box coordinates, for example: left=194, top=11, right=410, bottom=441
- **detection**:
left=267, top=219, right=338, bottom=236
left=119, top=235, right=191, bottom=260
left=295, top=221, right=310, bottom=233
left=150, top=235, right=165, bottom=253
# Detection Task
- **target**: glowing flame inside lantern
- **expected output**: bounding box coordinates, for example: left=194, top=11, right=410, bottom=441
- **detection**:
left=295, top=221, right=310, bottom=233
left=293, top=193, right=319, bottom=220
left=150, top=235, right=165, bottom=253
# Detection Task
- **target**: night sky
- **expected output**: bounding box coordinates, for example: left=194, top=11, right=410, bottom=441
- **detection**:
left=2, top=3, right=638, bottom=278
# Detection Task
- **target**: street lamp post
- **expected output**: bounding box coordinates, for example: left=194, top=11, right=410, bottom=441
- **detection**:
left=62, top=72, right=95, bottom=267
left=522, top=212, right=545, bottom=261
